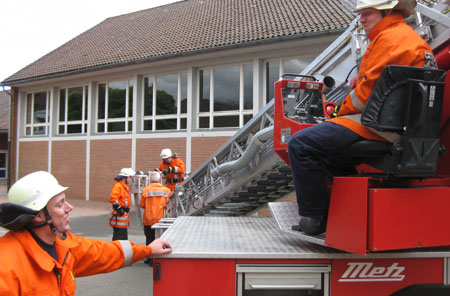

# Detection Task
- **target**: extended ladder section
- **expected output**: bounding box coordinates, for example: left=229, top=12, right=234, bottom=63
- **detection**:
left=170, top=2, right=450, bottom=218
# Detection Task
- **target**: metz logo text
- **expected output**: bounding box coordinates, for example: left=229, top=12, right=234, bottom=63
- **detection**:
left=339, top=262, right=406, bottom=282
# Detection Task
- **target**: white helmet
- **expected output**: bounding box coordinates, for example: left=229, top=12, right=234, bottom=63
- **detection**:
left=150, top=171, right=161, bottom=183
left=160, top=148, right=173, bottom=159
left=354, top=0, right=399, bottom=11
left=8, top=171, right=68, bottom=211
left=118, top=168, right=136, bottom=177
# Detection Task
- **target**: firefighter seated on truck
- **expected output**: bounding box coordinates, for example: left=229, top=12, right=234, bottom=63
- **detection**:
left=287, top=0, right=436, bottom=236
left=157, top=148, right=185, bottom=192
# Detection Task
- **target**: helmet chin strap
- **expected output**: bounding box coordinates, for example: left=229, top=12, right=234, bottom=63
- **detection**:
left=29, top=207, right=67, bottom=240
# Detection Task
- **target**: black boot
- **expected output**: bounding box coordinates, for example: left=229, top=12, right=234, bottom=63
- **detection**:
left=299, top=216, right=326, bottom=235
left=291, top=215, right=326, bottom=235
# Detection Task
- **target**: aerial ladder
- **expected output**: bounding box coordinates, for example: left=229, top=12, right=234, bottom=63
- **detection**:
left=169, top=1, right=450, bottom=220
left=154, top=2, right=450, bottom=296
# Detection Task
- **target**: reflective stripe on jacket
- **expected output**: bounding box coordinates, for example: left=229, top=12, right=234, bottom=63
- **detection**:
left=108, top=181, right=131, bottom=228
left=140, top=183, right=171, bottom=226
left=0, top=230, right=151, bottom=295
left=328, top=13, right=433, bottom=142
left=157, top=157, right=186, bottom=191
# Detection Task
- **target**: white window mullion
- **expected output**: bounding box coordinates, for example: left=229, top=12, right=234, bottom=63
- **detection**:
left=210, top=68, right=214, bottom=130
left=177, top=72, right=181, bottom=130
left=125, top=81, right=129, bottom=132
left=65, top=89, right=69, bottom=134
left=239, top=64, right=244, bottom=128
left=82, top=86, right=86, bottom=134
left=31, top=94, right=35, bottom=136
left=152, top=76, right=156, bottom=132
left=105, top=85, right=109, bottom=133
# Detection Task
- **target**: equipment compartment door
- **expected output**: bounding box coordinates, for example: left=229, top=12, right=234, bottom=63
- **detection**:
left=236, top=265, right=330, bottom=296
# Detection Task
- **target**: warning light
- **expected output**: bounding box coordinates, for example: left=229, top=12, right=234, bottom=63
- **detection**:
left=286, top=81, right=301, bottom=89
left=305, top=83, right=320, bottom=90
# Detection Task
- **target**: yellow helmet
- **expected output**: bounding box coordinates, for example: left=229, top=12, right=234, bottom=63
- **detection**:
left=8, top=171, right=68, bottom=211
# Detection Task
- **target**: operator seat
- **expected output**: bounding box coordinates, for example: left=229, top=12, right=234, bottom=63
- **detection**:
left=349, top=65, right=446, bottom=177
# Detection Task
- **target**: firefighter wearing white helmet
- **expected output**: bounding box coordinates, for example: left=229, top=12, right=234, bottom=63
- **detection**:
left=139, top=171, right=172, bottom=266
left=108, top=167, right=135, bottom=240
left=157, top=148, right=186, bottom=192
left=0, top=171, right=68, bottom=237
left=0, top=171, right=172, bottom=295
left=288, top=0, right=433, bottom=235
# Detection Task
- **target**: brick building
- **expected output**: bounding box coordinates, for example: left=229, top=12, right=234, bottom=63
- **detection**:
left=1, top=0, right=356, bottom=201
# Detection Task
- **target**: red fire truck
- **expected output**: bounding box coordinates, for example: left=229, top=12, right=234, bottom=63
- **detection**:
left=153, top=2, right=450, bottom=295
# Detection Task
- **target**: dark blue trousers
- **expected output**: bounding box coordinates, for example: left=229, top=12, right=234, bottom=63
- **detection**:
left=288, top=122, right=364, bottom=217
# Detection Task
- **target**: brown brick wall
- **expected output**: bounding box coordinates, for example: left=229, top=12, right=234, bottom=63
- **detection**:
left=18, top=141, right=48, bottom=178
left=191, top=137, right=229, bottom=171
left=51, top=141, right=86, bottom=201
left=136, top=138, right=187, bottom=173
left=89, top=139, right=132, bottom=202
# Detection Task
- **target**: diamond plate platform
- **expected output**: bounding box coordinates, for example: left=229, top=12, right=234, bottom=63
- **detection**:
left=268, top=202, right=326, bottom=246
left=159, top=215, right=450, bottom=259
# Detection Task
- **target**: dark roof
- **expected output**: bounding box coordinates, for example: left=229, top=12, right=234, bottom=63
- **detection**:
left=2, top=0, right=438, bottom=85
left=0, top=91, right=10, bottom=130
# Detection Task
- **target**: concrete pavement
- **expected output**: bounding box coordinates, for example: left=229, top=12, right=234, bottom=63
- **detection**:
left=0, top=184, right=155, bottom=296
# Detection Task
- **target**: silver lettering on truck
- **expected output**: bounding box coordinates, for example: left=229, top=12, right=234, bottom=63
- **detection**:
left=339, top=262, right=406, bottom=282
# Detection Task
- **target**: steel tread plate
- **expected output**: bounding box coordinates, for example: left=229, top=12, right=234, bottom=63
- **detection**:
left=160, top=216, right=450, bottom=259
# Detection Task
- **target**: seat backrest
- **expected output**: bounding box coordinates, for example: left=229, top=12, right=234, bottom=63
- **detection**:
left=360, top=65, right=446, bottom=177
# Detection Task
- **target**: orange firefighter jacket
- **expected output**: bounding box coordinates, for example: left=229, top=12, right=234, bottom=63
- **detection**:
left=108, top=180, right=131, bottom=228
left=140, top=182, right=172, bottom=226
left=157, top=156, right=186, bottom=192
left=328, top=13, right=433, bottom=142
left=0, top=230, right=151, bottom=296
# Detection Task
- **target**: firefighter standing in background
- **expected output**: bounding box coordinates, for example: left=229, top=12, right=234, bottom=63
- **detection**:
left=108, top=167, right=135, bottom=240
left=0, top=171, right=172, bottom=295
left=157, top=148, right=185, bottom=192
left=140, top=171, right=172, bottom=266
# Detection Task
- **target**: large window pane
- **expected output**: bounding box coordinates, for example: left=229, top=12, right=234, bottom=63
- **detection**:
left=243, top=64, right=253, bottom=110
left=266, top=61, right=279, bottom=103
left=26, top=94, right=32, bottom=124
left=108, top=81, right=127, bottom=119
left=98, top=83, right=106, bottom=119
left=59, top=90, right=66, bottom=121
left=128, top=80, right=134, bottom=117
left=144, top=77, right=154, bottom=116
left=214, top=116, right=239, bottom=128
left=199, top=69, right=210, bottom=112
left=67, top=125, right=82, bottom=134
left=68, top=87, right=83, bottom=121
left=34, top=92, right=47, bottom=124
left=156, top=119, right=176, bottom=130
left=214, top=66, right=239, bottom=111
left=181, top=72, right=187, bottom=114
left=156, top=74, right=177, bottom=115
left=199, top=117, right=209, bottom=128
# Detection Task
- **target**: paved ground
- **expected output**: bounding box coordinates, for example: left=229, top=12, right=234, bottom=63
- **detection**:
left=0, top=184, right=155, bottom=296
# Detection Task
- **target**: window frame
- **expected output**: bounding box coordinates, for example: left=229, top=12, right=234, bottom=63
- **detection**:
left=142, top=71, right=188, bottom=132
left=57, top=85, right=88, bottom=135
left=24, top=90, right=51, bottom=136
left=96, top=79, right=134, bottom=134
left=197, top=63, right=253, bottom=130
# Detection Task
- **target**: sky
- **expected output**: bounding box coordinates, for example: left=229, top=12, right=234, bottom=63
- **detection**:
left=0, top=0, right=180, bottom=86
